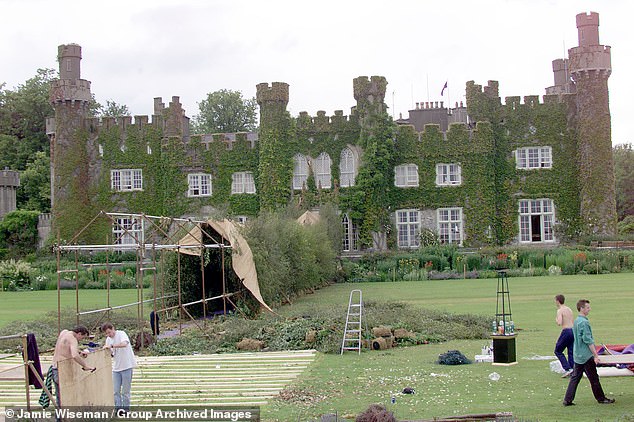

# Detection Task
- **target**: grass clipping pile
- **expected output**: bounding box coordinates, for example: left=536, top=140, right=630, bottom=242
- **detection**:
left=147, top=301, right=490, bottom=355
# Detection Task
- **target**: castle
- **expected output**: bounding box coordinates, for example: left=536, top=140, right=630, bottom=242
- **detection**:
left=45, top=12, right=616, bottom=250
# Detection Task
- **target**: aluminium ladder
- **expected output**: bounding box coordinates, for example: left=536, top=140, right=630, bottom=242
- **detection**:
left=340, top=289, right=365, bottom=354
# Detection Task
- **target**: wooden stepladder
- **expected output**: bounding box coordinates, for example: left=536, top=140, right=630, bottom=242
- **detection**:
left=340, top=289, right=365, bottom=355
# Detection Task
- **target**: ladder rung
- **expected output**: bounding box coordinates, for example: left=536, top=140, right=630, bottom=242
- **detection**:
left=342, top=347, right=360, bottom=350
left=349, top=304, right=361, bottom=307
left=343, top=338, right=360, bottom=341
left=348, top=313, right=360, bottom=316
left=345, top=329, right=360, bottom=333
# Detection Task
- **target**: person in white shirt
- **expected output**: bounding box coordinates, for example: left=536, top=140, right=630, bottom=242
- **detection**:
left=101, top=323, right=136, bottom=411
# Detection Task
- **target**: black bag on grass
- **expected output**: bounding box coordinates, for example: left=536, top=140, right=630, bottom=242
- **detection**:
left=437, top=349, right=472, bottom=365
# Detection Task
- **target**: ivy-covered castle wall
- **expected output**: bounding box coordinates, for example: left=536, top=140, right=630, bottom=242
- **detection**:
left=48, top=12, right=617, bottom=247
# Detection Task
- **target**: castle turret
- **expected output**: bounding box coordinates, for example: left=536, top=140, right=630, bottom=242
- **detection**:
left=49, top=44, right=94, bottom=240
left=0, top=169, right=20, bottom=219
left=568, top=12, right=617, bottom=235
left=256, top=82, right=291, bottom=210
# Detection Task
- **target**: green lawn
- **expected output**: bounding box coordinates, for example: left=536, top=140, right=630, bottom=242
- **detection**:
left=265, top=273, right=634, bottom=421
left=0, top=289, right=140, bottom=328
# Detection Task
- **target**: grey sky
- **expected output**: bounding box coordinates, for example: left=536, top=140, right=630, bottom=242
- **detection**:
left=2, top=0, right=631, bottom=144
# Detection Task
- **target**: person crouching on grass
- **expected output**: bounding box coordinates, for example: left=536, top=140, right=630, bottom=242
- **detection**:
left=101, top=323, right=136, bottom=412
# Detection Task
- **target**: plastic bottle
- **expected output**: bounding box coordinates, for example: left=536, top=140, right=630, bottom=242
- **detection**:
left=492, top=320, right=497, bottom=334
left=510, top=321, right=515, bottom=334
left=499, top=320, right=504, bottom=334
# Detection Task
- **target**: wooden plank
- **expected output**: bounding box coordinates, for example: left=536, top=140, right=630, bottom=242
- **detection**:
left=598, top=354, right=634, bottom=364
left=57, top=349, right=114, bottom=407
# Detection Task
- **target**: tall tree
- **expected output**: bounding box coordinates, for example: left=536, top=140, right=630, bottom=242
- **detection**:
left=97, top=100, right=131, bottom=117
left=18, top=151, right=50, bottom=212
left=614, top=143, right=634, bottom=220
left=0, top=68, right=55, bottom=170
left=191, top=89, right=257, bottom=134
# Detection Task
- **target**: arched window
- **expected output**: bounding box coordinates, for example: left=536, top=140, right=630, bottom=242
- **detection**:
left=292, top=154, right=309, bottom=189
left=339, top=148, right=355, bottom=187
left=314, top=152, right=332, bottom=189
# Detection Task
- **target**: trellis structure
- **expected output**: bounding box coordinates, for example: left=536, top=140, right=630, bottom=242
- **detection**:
left=53, top=211, right=238, bottom=340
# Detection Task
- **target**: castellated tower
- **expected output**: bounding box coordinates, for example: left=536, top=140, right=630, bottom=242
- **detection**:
left=353, top=76, right=387, bottom=128
left=256, top=82, right=291, bottom=210
left=568, top=12, right=617, bottom=235
left=49, top=44, right=93, bottom=239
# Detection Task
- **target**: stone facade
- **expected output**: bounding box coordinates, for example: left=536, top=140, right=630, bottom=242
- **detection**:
left=47, top=12, right=617, bottom=249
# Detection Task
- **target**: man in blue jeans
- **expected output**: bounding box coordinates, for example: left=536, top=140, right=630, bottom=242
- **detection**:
left=554, top=294, right=574, bottom=377
left=102, top=323, right=136, bottom=412
left=563, top=299, right=615, bottom=406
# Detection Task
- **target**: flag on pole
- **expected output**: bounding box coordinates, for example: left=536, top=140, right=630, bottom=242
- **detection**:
left=441, top=81, right=448, bottom=96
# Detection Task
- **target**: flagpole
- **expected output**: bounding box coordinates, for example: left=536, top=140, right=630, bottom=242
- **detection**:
left=447, top=79, right=451, bottom=114
left=426, top=74, right=429, bottom=104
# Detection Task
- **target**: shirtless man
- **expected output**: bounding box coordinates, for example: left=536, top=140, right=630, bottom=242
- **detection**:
left=555, top=294, right=574, bottom=377
left=51, top=326, right=96, bottom=406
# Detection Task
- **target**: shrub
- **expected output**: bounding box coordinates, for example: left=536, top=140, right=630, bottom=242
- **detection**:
left=0, top=259, right=34, bottom=290
left=0, top=210, right=40, bottom=259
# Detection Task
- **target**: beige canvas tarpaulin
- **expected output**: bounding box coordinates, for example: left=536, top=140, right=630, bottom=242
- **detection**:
left=178, top=219, right=273, bottom=313
left=297, top=210, right=320, bottom=225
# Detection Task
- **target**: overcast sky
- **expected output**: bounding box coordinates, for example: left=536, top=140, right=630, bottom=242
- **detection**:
left=2, top=0, right=631, bottom=144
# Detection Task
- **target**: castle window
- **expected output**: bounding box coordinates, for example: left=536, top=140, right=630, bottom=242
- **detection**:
left=146, top=143, right=152, bottom=155
left=519, top=199, right=554, bottom=243
left=66, top=59, right=71, bottom=72
left=231, top=171, right=256, bottom=194
left=111, top=169, right=143, bottom=191
left=187, top=173, right=212, bottom=197
left=339, top=148, right=356, bottom=187
left=396, top=209, right=420, bottom=248
left=292, top=154, right=309, bottom=190
left=314, top=152, right=332, bottom=189
left=394, top=164, right=419, bottom=187
left=112, top=217, right=143, bottom=248
left=515, top=146, right=552, bottom=169
left=342, top=213, right=359, bottom=252
left=435, top=163, right=462, bottom=186
left=438, top=207, right=463, bottom=245
left=98, top=144, right=104, bottom=157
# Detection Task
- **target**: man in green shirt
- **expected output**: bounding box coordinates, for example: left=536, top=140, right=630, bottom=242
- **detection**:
left=563, top=299, right=615, bottom=406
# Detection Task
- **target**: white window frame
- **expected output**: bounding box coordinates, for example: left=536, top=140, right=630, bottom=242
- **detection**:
left=112, top=217, right=143, bottom=248
left=339, top=148, right=356, bottom=187
left=394, top=164, right=419, bottom=187
left=314, top=152, right=332, bottom=189
left=515, top=146, right=552, bottom=169
left=436, top=163, right=462, bottom=186
left=396, top=209, right=420, bottom=248
left=342, top=213, right=359, bottom=252
left=437, top=207, right=463, bottom=245
left=292, top=154, right=309, bottom=190
left=231, top=171, right=256, bottom=194
left=187, top=173, right=212, bottom=197
left=518, top=198, right=555, bottom=243
left=111, top=169, right=143, bottom=192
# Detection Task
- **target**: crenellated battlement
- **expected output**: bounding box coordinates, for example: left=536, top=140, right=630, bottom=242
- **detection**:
left=50, top=79, right=92, bottom=104
left=191, top=132, right=258, bottom=151
left=0, top=169, right=20, bottom=187
left=256, top=82, right=290, bottom=106
left=353, top=76, right=387, bottom=103
left=502, top=93, right=570, bottom=108
left=296, top=109, right=359, bottom=133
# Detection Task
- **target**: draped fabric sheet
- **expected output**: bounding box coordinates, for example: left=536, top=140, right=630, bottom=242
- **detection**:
left=178, top=219, right=273, bottom=313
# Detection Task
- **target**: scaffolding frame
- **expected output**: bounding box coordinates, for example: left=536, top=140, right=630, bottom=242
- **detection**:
left=54, top=211, right=240, bottom=343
